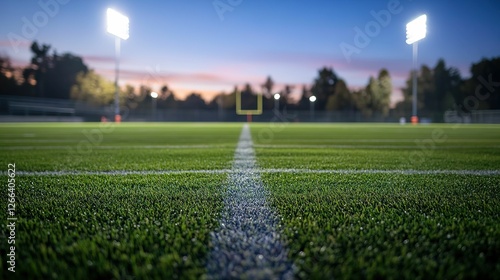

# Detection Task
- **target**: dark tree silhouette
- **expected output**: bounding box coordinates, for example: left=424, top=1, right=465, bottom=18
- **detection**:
left=280, top=84, right=294, bottom=105
left=182, top=93, right=207, bottom=110
left=310, top=67, right=339, bottom=110
left=261, top=75, right=275, bottom=98
left=461, top=57, right=500, bottom=110
left=45, top=52, right=88, bottom=99
left=158, top=91, right=178, bottom=109
left=22, top=41, right=88, bottom=99
left=239, top=83, right=264, bottom=111
left=159, top=85, right=174, bottom=100
left=432, top=59, right=462, bottom=112
left=26, top=42, right=51, bottom=98
left=297, top=85, right=311, bottom=110
left=396, top=59, right=463, bottom=119
left=326, top=79, right=353, bottom=111
left=0, top=56, right=19, bottom=96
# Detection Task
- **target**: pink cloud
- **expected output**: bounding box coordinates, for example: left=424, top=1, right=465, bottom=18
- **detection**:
left=0, top=56, right=30, bottom=68
left=0, top=40, right=31, bottom=49
left=82, top=55, right=116, bottom=64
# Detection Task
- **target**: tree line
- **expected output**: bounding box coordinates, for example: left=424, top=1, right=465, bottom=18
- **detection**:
left=1, top=41, right=499, bottom=119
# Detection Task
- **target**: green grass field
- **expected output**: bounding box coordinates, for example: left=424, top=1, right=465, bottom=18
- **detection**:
left=1, top=122, right=499, bottom=279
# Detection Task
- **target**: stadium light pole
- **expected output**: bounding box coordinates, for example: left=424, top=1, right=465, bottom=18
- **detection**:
left=150, top=91, right=158, bottom=121
left=406, top=14, right=427, bottom=124
left=107, top=8, right=129, bottom=123
left=273, top=93, right=280, bottom=113
left=309, top=95, right=316, bottom=122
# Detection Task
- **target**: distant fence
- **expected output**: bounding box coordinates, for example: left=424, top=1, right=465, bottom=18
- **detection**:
left=1, top=95, right=500, bottom=123
left=443, top=110, right=500, bottom=124
left=126, top=110, right=399, bottom=123
left=1, top=95, right=76, bottom=116
left=470, top=110, right=500, bottom=123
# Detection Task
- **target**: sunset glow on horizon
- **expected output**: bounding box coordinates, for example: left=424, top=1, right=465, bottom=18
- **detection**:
left=1, top=0, right=499, bottom=104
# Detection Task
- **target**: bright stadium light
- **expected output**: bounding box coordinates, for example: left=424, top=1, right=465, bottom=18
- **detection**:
left=107, top=8, right=129, bottom=122
left=406, top=14, right=427, bottom=124
left=150, top=92, right=158, bottom=121
left=406, top=14, right=427, bottom=45
left=309, top=96, right=316, bottom=122
left=273, top=93, right=280, bottom=113
left=107, top=8, right=129, bottom=40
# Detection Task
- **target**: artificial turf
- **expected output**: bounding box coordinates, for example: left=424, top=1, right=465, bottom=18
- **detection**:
left=263, top=173, right=500, bottom=279
left=0, top=122, right=499, bottom=279
left=4, top=174, right=226, bottom=279
left=252, top=123, right=500, bottom=279
left=0, top=123, right=241, bottom=172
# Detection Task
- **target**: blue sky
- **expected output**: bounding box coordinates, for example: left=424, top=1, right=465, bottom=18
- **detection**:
left=1, top=0, right=499, bottom=103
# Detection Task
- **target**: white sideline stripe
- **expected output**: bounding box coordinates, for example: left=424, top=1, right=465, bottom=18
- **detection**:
left=206, top=124, right=294, bottom=279
left=0, top=144, right=231, bottom=150
left=9, top=170, right=230, bottom=176
left=7, top=169, right=500, bottom=176
left=254, top=144, right=500, bottom=149
left=262, top=168, right=500, bottom=176
left=277, top=139, right=500, bottom=143
left=4, top=144, right=498, bottom=150
left=0, top=139, right=77, bottom=143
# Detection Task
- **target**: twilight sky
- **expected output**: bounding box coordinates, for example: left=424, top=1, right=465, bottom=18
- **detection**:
left=1, top=0, right=499, bottom=103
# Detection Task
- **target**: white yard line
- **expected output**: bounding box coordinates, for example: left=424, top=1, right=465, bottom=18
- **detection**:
left=7, top=169, right=500, bottom=176
left=270, top=139, right=500, bottom=143
left=206, top=124, right=295, bottom=279
left=9, top=170, right=230, bottom=176
left=261, top=169, right=500, bottom=176
left=254, top=144, right=500, bottom=149
left=0, top=144, right=231, bottom=150
left=4, top=144, right=498, bottom=151
left=0, top=139, right=77, bottom=143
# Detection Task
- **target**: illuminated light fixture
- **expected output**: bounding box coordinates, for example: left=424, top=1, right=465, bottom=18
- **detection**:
left=406, top=14, right=427, bottom=45
left=107, top=8, right=129, bottom=40
left=309, top=95, right=316, bottom=121
left=106, top=8, right=129, bottom=122
left=406, top=14, right=427, bottom=124
left=273, top=93, right=280, bottom=113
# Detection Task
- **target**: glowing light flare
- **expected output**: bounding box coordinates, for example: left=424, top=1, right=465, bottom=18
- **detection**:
left=274, top=93, right=280, bottom=100
left=309, top=96, right=317, bottom=102
left=406, top=14, right=427, bottom=44
left=150, top=92, right=158, bottom=98
left=107, top=8, right=129, bottom=40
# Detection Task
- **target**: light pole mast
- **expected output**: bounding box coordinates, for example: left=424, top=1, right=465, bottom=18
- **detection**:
left=406, top=14, right=427, bottom=124
left=107, top=8, right=129, bottom=122
left=309, top=95, right=316, bottom=122
left=412, top=42, right=418, bottom=120
left=274, top=93, right=280, bottom=114
left=114, top=36, right=121, bottom=119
